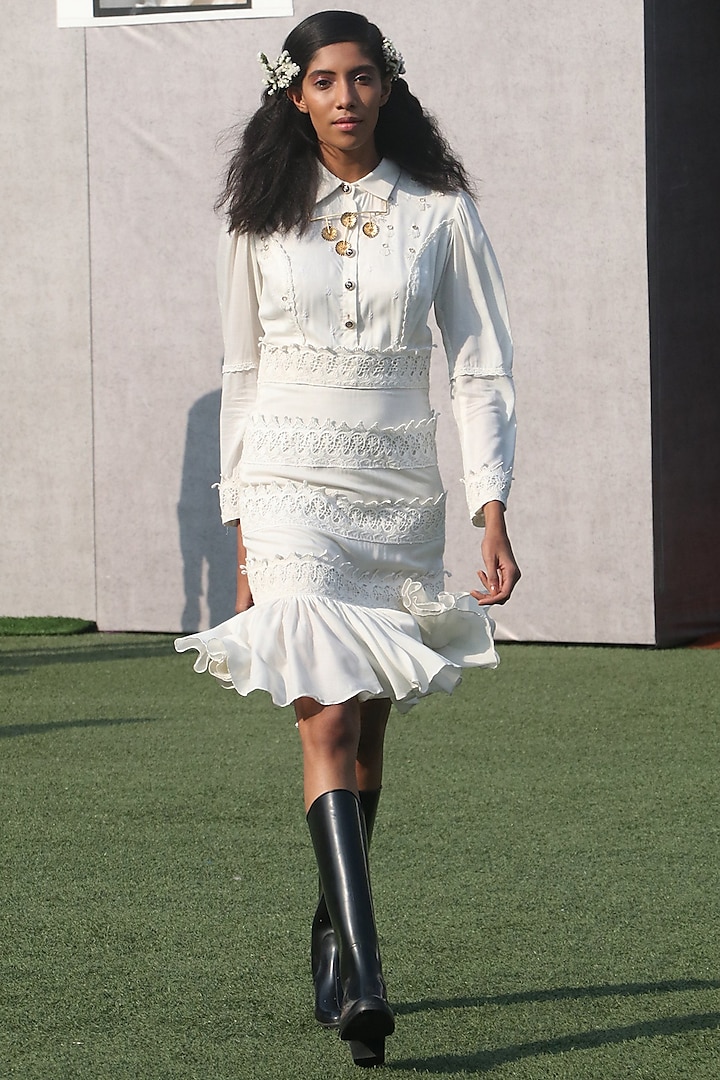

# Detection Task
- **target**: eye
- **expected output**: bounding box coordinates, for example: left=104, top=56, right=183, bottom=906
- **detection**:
left=313, top=78, right=331, bottom=90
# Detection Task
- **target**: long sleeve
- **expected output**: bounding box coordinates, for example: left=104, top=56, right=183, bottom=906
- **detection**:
left=217, top=227, right=263, bottom=525
left=434, top=194, right=516, bottom=526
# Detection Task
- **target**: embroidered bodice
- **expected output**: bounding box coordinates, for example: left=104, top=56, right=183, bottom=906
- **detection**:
left=217, top=158, right=516, bottom=524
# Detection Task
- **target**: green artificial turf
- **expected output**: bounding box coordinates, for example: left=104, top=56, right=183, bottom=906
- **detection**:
left=1, top=634, right=719, bottom=1079
left=0, top=617, right=96, bottom=637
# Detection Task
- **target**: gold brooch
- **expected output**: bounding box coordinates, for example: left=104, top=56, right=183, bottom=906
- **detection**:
left=313, top=199, right=388, bottom=256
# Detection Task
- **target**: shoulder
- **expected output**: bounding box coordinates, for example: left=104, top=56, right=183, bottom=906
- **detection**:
left=218, top=225, right=268, bottom=264
left=392, top=171, right=481, bottom=225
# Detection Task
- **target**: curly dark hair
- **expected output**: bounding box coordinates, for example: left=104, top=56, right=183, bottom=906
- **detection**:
left=217, top=10, right=472, bottom=235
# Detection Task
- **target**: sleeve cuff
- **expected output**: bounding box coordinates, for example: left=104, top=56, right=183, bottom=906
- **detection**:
left=464, top=464, right=513, bottom=526
left=217, top=475, right=242, bottom=526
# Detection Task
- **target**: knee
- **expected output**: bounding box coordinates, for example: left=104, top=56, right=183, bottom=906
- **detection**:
left=297, top=699, right=360, bottom=759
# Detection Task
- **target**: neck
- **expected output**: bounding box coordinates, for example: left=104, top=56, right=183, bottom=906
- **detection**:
left=317, top=142, right=381, bottom=183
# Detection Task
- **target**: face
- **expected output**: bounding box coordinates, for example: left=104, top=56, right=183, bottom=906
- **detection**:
left=289, top=41, right=391, bottom=172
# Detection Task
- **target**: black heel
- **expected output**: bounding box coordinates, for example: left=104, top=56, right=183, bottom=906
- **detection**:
left=311, top=899, right=342, bottom=1027
left=348, top=1038, right=386, bottom=1067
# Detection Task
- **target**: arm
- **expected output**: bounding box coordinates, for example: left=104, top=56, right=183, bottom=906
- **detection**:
left=434, top=193, right=520, bottom=604
left=451, top=372, right=519, bottom=605
left=235, top=522, right=254, bottom=613
left=216, top=227, right=263, bottom=608
left=216, top=225, right=262, bottom=529
left=471, top=499, right=520, bottom=606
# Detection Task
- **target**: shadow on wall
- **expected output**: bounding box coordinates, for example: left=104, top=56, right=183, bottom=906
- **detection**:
left=177, top=386, right=236, bottom=632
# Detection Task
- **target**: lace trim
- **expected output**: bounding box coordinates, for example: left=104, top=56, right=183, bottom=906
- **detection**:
left=258, top=342, right=431, bottom=389
left=242, top=414, right=438, bottom=469
left=240, top=481, right=445, bottom=545
left=218, top=476, right=241, bottom=522
left=464, top=464, right=513, bottom=521
left=247, top=552, right=444, bottom=609
left=451, top=364, right=512, bottom=379
left=222, top=360, right=258, bottom=374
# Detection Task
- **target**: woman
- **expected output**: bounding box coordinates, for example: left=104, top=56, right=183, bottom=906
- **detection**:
left=176, top=9, right=520, bottom=1067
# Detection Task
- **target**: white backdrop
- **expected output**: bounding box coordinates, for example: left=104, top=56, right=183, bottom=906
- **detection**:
left=1, top=0, right=656, bottom=642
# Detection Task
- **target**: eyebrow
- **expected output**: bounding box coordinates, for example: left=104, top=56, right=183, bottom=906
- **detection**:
left=307, top=65, right=377, bottom=77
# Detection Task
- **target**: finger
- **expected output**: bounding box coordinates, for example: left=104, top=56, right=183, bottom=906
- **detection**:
left=478, top=565, right=501, bottom=599
left=471, top=589, right=497, bottom=607
left=474, top=565, right=516, bottom=605
left=483, top=561, right=500, bottom=594
left=474, top=580, right=511, bottom=604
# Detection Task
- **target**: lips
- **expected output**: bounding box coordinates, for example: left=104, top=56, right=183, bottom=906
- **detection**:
left=333, top=117, right=361, bottom=128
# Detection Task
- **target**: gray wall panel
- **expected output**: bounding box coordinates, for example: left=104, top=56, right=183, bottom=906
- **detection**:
left=3, top=1, right=661, bottom=641
left=415, top=1, right=655, bottom=642
left=85, top=0, right=656, bottom=638
left=0, top=1, right=95, bottom=618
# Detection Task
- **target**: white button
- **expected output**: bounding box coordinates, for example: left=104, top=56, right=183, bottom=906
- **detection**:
left=344, top=280, right=355, bottom=290
left=344, top=320, right=355, bottom=329
left=345, top=247, right=355, bottom=258
left=341, top=182, right=351, bottom=193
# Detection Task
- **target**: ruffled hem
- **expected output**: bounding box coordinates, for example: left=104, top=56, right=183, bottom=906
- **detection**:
left=174, top=580, right=498, bottom=713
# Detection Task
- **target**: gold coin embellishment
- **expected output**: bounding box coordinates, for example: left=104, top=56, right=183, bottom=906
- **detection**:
left=363, top=220, right=380, bottom=238
left=340, top=212, right=358, bottom=229
left=321, top=224, right=338, bottom=242
left=335, top=240, right=350, bottom=256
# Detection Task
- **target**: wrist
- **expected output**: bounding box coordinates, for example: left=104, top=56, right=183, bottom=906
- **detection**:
left=479, top=500, right=506, bottom=530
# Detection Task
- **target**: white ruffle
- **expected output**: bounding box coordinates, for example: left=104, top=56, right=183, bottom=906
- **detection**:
left=174, top=579, right=498, bottom=713
left=400, top=580, right=497, bottom=666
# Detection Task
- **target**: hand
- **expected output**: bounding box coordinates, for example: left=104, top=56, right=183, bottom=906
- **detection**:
left=236, top=570, right=254, bottom=614
left=470, top=501, right=521, bottom=606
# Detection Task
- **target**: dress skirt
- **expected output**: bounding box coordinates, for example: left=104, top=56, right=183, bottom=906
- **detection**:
left=175, top=345, right=499, bottom=712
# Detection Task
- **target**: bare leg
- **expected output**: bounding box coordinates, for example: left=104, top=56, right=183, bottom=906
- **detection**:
left=356, top=698, right=391, bottom=792
left=296, top=696, right=361, bottom=812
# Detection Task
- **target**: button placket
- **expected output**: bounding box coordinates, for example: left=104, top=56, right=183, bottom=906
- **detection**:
left=342, top=271, right=359, bottom=331
left=344, top=230, right=360, bottom=333
left=335, top=189, right=360, bottom=338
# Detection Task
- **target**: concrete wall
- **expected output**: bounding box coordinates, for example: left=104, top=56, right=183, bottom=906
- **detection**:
left=1, top=0, right=658, bottom=642
left=0, top=2, right=95, bottom=619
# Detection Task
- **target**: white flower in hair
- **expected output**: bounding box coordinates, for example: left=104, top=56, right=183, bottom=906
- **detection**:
left=258, top=50, right=301, bottom=95
left=381, top=37, right=406, bottom=81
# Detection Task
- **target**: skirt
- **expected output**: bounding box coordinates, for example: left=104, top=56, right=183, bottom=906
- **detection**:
left=174, top=344, right=499, bottom=712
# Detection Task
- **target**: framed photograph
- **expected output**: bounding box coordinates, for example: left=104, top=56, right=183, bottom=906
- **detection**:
left=58, top=0, right=293, bottom=27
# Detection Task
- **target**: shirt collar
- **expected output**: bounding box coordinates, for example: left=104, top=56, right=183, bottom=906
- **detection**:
left=315, top=158, right=402, bottom=206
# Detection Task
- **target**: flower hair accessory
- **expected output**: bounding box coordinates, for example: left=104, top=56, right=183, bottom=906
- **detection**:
left=381, top=37, right=406, bottom=81
left=258, top=50, right=301, bottom=95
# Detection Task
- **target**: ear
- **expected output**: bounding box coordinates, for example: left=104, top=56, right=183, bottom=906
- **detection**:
left=379, top=78, right=392, bottom=108
left=287, top=86, right=309, bottom=113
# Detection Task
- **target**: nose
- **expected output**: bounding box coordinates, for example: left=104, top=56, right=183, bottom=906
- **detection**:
left=335, top=76, right=360, bottom=109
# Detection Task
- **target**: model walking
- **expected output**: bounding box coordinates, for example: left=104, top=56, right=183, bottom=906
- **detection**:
left=176, top=9, right=520, bottom=1066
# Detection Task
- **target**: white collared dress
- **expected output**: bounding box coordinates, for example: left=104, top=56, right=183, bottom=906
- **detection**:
left=175, top=160, right=516, bottom=712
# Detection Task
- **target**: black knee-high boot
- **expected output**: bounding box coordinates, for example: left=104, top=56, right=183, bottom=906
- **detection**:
left=306, top=789, right=394, bottom=1066
left=311, top=789, right=381, bottom=1027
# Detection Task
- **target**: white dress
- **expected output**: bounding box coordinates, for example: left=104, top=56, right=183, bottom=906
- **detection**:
left=175, top=159, right=516, bottom=712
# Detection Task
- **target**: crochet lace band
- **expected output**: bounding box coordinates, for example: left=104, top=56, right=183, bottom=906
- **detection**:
left=240, top=482, right=446, bottom=546
left=257, top=342, right=433, bottom=389
left=242, top=414, right=438, bottom=470
left=246, top=553, right=445, bottom=609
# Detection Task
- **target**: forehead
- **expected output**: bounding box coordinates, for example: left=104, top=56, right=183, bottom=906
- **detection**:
left=306, top=40, right=377, bottom=72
